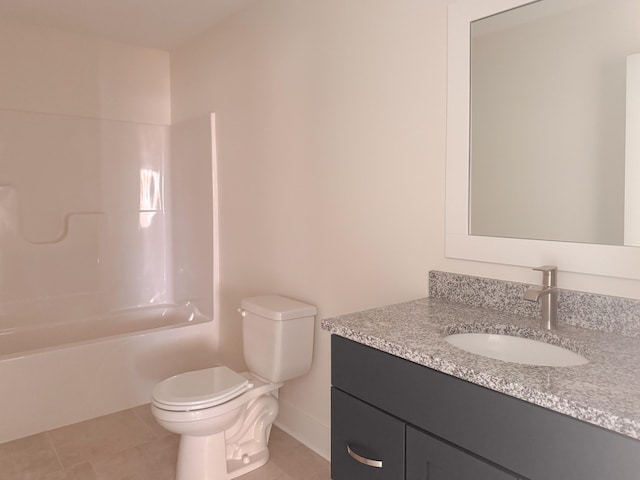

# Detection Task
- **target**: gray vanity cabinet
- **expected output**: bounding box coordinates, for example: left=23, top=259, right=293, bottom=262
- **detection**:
left=331, top=389, right=519, bottom=480
left=331, top=335, right=640, bottom=480
left=331, top=387, right=405, bottom=479
left=405, top=426, right=518, bottom=480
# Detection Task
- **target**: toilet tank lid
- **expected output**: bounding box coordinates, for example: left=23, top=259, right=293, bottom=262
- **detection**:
left=241, top=295, right=317, bottom=321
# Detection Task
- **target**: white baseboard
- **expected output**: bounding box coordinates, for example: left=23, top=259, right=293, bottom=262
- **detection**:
left=274, top=398, right=331, bottom=461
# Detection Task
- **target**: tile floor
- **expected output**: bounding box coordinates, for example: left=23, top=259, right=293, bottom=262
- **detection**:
left=0, top=405, right=330, bottom=480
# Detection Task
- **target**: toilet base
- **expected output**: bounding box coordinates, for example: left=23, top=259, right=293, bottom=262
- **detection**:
left=225, top=391, right=279, bottom=478
left=174, top=431, right=271, bottom=480
left=161, top=374, right=281, bottom=480
left=176, top=432, right=227, bottom=480
left=227, top=448, right=270, bottom=479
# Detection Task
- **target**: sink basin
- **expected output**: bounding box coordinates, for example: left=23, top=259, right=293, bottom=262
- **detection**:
left=444, top=333, right=589, bottom=367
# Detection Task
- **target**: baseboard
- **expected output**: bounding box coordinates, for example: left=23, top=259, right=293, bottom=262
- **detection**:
left=274, top=398, right=331, bottom=461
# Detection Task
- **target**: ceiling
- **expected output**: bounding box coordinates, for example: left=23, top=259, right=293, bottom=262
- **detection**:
left=0, top=0, right=256, bottom=50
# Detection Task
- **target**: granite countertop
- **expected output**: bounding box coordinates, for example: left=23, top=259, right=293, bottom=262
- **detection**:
left=321, top=297, right=640, bottom=441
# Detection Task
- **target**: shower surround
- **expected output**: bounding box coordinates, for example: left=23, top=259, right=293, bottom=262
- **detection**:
left=0, top=20, right=218, bottom=443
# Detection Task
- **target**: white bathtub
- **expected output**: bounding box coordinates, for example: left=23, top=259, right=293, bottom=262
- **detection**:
left=0, top=304, right=219, bottom=443
left=0, top=303, right=206, bottom=359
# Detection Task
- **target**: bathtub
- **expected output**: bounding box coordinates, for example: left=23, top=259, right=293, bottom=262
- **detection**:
left=0, top=303, right=219, bottom=443
left=0, top=303, right=207, bottom=358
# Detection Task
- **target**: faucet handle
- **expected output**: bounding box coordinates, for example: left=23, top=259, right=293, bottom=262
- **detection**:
left=533, top=265, right=557, bottom=273
left=532, top=265, right=557, bottom=287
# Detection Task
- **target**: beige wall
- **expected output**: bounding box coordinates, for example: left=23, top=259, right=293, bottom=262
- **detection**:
left=170, top=0, right=640, bottom=459
left=0, top=18, right=170, bottom=124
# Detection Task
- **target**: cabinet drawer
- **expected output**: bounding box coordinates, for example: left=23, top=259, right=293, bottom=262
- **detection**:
left=331, top=387, right=405, bottom=479
left=406, top=426, right=520, bottom=480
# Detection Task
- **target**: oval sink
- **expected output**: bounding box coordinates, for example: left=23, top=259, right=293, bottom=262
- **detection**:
left=444, top=333, right=589, bottom=367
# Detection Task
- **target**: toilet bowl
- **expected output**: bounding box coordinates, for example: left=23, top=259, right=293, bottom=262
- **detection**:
left=151, top=295, right=317, bottom=480
left=152, top=367, right=282, bottom=479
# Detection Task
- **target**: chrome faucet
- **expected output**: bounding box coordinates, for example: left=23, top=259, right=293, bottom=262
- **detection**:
left=523, top=265, right=558, bottom=330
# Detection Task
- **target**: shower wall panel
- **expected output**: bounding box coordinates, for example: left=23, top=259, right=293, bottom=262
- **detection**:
left=170, top=114, right=216, bottom=320
left=0, top=110, right=171, bottom=329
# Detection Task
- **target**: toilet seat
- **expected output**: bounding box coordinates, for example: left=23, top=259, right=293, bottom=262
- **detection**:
left=152, top=366, right=252, bottom=412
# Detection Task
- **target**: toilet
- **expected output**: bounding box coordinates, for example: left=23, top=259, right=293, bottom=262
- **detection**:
left=151, top=295, right=317, bottom=480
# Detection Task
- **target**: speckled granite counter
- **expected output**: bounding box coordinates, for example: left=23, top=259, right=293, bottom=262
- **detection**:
left=322, top=296, right=640, bottom=441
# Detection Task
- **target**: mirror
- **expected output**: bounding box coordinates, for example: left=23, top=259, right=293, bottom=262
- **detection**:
left=446, top=0, right=640, bottom=279
left=470, top=0, right=640, bottom=246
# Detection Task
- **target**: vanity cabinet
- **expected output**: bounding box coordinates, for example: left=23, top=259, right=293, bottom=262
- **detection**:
left=331, top=335, right=640, bottom=480
left=405, top=426, right=519, bottom=479
left=331, top=388, right=405, bottom=479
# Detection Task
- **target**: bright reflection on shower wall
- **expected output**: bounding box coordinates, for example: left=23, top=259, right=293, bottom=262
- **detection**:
left=139, top=168, right=162, bottom=229
left=625, top=53, right=640, bottom=247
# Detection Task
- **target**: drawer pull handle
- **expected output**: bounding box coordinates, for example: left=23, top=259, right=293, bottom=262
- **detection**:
left=347, top=444, right=383, bottom=468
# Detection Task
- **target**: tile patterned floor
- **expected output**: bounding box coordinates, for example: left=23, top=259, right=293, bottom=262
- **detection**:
left=0, top=405, right=330, bottom=480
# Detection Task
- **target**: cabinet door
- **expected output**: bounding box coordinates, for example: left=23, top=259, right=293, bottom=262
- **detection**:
left=406, top=426, right=520, bottom=480
left=331, top=387, right=405, bottom=479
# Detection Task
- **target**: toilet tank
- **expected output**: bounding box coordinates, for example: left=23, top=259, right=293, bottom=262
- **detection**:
left=240, top=295, right=317, bottom=383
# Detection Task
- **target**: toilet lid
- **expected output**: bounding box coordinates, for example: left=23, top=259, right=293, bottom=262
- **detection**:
left=152, top=366, right=251, bottom=411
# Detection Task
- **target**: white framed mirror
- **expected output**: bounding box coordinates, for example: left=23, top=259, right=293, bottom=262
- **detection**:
left=445, top=0, right=640, bottom=279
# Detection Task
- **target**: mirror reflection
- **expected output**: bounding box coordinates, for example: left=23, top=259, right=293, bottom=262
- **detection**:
left=469, top=0, right=640, bottom=246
